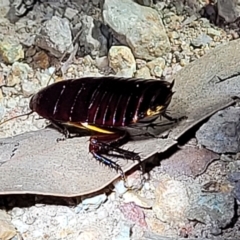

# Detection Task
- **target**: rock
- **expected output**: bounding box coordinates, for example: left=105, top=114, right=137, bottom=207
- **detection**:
left=153, top=175, right=191, bottom=224
left=32, top=51, right=50, bottom=69
left=191, top=34, right=212, bottom=48
left=146, top=57, right=165, bottom=77
left=188, top=192, right=235, bottom=229
left=92, top=0, right=100, bottom=6
left=0, top=220, right=16, bottom=240
left=108, top=45, right=136, bottom=76
left=145, top=218, right=167, bottom=236
left=228, top=171, right=240, bottom=201
left=179, top=58, right=189, bottom=67
left=0, top=0, right=10, bottom=17
left=97, top=208, right=109, bottom=220
left=77, top=227, right=104, bottom=240
left=0, top=210, right=17, bottom=240
left=78, top=16, right=108, bottom=58
left=168, top=31, right=179, bottom=39
left=0, top=37, right=24, bottom=64
left=103, top=0, right=170, bottom=60
left=125, top=170, right=144, bottom=190
left=113, top=179, right=128, bottom=195
left=217, top=0, right=240, bottom=23
left=119, top=202, right=147, bottom=227
left=95, top=56, right=109, bottom=70
left=160, top=145, right=219, bottom=178
left=134, top=67, right=151, bottom=78
left=113, top=222, right=131, bottom=240
left=81, top=193, right=107, bottom=210
left=64, top=7, right=78, bottom=20
left=0, top=97, right=6, bottom=121
left=196, top=107, right=240, bottom=153
left=35, top=16, right=73, bottom=58
left=11, top=219, right=29, bottom=234
left=7, top=62, right=33, bottom=87
left=123, top=191, right=153, bottom=208
left=115, top=69, right=135, bottom=77
left=207, top=28, right=221, bottom=37
left=11, top=207, right=25, bottom=217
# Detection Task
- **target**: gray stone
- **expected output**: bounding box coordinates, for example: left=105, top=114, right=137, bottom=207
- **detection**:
left=152, top=175, right=192, bottom=224
left=188, top=192, right=235, bottom=229
left=11, top=219, right=29, bottom=233
left=113, top=222, right=131, bottom=240
left=217, top=0, right=240, bottom=23
left=92, top=0, right=100, bottom=6
left=64, top=7, right=79, bottom=20
left=146, top=57, right=165, bottom=77
left=7, top=62, right=33, bottom=87
left=207, top=28, right=221, bottom=37
left=35, top=16, right=73, bottom=58
left=191, top=34, right=212, bottom=47
left=0, top=103, right=5, bottom=121
left=95, top=56, right=109, bottom=70
left=0, top=0, right=10, bottom=17
left=113, top=179, right=128, bottom=195
left=0, top=37, right=24, bottom=64
left=196, top=107, right=240, bottom=153
left=108, top=45, right=136, bottom=76
left=82, top=193, right=107, bottom=210
left=78, top=16, right=108, bottom=58
left=0, top=212, right=16, bottom=240
left=134, top=67, right=151, bottom=78
left=103, top=0, right=170, bottom=60
left=11, top=207, right=25, bottom=217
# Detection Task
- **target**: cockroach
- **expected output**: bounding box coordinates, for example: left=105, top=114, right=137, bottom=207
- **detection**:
left=1, top=77, right=179, bottom=177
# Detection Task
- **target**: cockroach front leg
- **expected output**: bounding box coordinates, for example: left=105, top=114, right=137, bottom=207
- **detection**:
left=50, top=120, right=81, bottom=141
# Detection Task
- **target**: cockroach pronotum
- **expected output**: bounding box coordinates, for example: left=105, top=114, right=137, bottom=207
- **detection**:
left=1, top=76, right=180, bottom=178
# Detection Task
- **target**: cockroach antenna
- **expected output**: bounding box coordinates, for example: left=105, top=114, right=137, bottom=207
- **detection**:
left=0, top=110, right=34, bottom=126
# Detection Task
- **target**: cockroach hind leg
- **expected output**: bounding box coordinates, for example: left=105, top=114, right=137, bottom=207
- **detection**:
left=111, top=142, right=140, bottom=161
left=104, top=143, right=141, bottom=161
left=90, top=138, right=141, bottom=161
left=91, top=151, right=125, bottom=176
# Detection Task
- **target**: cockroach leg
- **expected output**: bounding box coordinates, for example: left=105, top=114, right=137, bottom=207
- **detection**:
left=50, top=120, right=81, bottom=142
left=162, top=112, right=187, bottom=123
left=90, top=140, right=140, bottom=160
left=91, top=151, right=125, bottom=179
left=50, top=120, right=70, bottom=140
left=89, top=130, right=141, bottom=177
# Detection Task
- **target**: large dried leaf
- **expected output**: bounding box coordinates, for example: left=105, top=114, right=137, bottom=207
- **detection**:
left=0, top=128, right=176, bottom=197
left=1, top=39, right=240, bottom=196
left=168, top=39, right=240, bottom=139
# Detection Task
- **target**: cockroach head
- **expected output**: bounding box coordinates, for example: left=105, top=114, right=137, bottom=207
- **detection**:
left=29, top=93, right=38, bottom=112
left=144, top=80, right=175, bottom=119
left=29, top=88, right=55, bottom=120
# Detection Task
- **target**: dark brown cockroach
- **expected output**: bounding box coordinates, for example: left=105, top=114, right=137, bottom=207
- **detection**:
left=28, top=76, right=177, bottom=177
left=1, top=77, right=177, bottom=177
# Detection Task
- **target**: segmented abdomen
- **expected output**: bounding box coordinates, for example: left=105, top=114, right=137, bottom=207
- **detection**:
left=35, top=77, right=172, bottom=127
